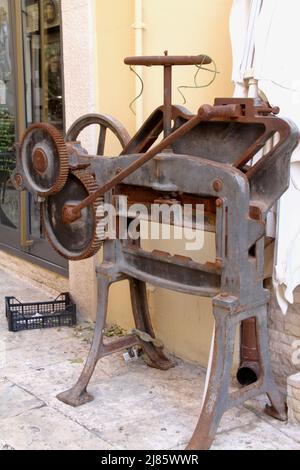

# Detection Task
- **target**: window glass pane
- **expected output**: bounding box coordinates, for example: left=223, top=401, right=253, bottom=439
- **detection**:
left=22, top=0, right=63, bottom=239
left=0, top=1, right=19, bottom=229
left=22, top=0, right=63, bottom=131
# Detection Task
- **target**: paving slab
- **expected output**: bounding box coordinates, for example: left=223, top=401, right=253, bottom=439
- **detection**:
left=1, top=266, right=300, bottom=450
left=0, top=406, right=114, bottom=450
left=4, top=360, right=109, bottom=400
left=0, top=334, right=90, bottom=377
left=0, top=379, right=44, bottom=420
left=245, top=395, right=300, bottom=445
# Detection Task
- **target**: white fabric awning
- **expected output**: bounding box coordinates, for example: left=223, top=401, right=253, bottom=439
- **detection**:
left=230, top=0, right=300, bottom=314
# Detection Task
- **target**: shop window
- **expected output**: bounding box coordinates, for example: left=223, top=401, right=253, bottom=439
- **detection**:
left=0, top=0, right=65, bottom=269
left=22, top=0, right=64, bottom=240
left=22, top=0, right=63, bottom=131
left=0, top=1, right=18, bottom=229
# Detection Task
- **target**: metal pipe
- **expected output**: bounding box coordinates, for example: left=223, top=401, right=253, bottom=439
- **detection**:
left=132, top=0, right=145, bottom=130
left=237, top=317, right=260, bottom=386
left=163, top=60, right=172, bottom=137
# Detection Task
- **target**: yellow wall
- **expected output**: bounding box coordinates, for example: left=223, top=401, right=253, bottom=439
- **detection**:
left=94, top=0, right=136, bottom=154
left=142, top=0, right=234, bottom=117
left=93, top=0, right=234, bottom=365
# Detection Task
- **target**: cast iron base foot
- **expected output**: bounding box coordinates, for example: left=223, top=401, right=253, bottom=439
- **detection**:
left=142, top=351, right=176, bottom=371
left=57, top=388, right=94, bottom=407
left=264, top=403, right=288, bottom=422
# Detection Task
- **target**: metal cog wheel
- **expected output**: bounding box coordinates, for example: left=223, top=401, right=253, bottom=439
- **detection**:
left=20, top=122, right=69, bottom=197
left=42, top=170, right=106, bottom=261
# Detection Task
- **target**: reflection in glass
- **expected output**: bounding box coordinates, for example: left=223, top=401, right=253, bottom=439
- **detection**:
left=0, top=1, right=18, bottom=229
left=22, top=0, right=63, bottom=238
left=22, top=0, right=63, bottom=130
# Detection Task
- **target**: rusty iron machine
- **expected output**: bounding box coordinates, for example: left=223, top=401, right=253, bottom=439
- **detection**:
left=13, top=54, right=299, bottom=449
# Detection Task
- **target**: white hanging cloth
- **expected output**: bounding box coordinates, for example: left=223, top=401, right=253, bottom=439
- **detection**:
left=230, top=0, right=300, bottom=314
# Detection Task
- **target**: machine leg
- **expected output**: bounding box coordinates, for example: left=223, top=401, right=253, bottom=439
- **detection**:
left=57, top=277, right=110, bottom=407
left=130, top=278, right=174, bottom=370
left=187, top=304, right=287, bottom=450
left=256, top=307, right=287, bottom=421
left=186, top=309, right=236, bottom=450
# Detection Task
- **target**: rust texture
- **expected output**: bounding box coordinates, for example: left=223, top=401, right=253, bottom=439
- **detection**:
left=32, top=148, right=49, bottom=174
left=14, top=53, right=300, bottom=450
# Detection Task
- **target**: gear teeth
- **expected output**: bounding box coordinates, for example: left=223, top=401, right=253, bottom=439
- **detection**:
left=70, top=170, right=105, bottom=259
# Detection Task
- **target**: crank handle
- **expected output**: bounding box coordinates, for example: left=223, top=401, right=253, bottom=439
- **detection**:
left=198, top=104, right=241, bottom=120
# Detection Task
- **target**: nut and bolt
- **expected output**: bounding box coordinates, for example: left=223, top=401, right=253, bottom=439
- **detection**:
left=220, top=292, right=229, bottom=299
left=14, top=174, right=23, bottom=187
left=32, top=148, right=48, bottom=174
left=213, top=179, right=223, bottom=192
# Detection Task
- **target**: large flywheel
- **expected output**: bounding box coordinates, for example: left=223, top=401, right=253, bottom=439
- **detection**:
left=66, top=114, right=131, bottom=155
left=42, top=170, right=105, bottom=261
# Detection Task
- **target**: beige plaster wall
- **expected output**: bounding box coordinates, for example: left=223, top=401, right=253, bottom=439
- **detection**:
left=61, top=0, right=97, bottom=129
left=2, top=0, right=233, bottom=365
left=0, top=250, right=68, bottom=296
left=59, top=0, right=234, bottom=365
left=92, top=0, right=234, bottom=365
left=94, top=0, right=136, bottom=153
left=61, top=0, right=99, bottom=320
left=142, top=0, right=234, bottom=118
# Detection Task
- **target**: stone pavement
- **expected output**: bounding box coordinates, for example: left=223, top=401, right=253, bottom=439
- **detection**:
left=0, top=266, right=300, bottom=450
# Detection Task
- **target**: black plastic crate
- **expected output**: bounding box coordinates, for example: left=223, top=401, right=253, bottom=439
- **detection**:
left=5, top=293, right=76, bottom=332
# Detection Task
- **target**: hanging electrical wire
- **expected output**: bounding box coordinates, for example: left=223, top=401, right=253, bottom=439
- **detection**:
left=177, top=55, right=219, bottom=105
left=129, top=65, right=144, bottom=116
left=128, top=55, right=219, bottom=115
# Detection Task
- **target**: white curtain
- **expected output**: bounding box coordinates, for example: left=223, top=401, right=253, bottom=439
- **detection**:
left=230, top=0, right=300, bottom=313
